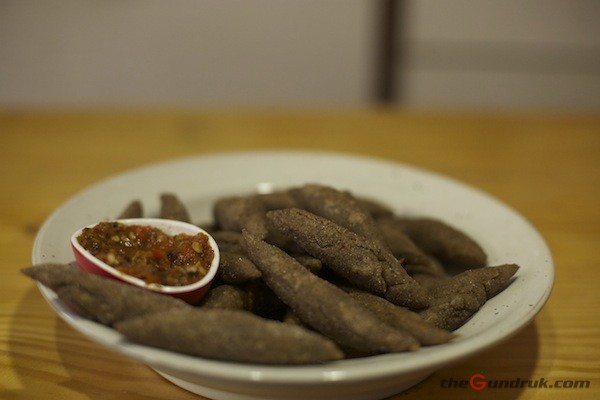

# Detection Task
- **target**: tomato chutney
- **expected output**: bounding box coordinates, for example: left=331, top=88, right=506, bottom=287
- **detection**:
left=77, top=222, right=214, bottom=286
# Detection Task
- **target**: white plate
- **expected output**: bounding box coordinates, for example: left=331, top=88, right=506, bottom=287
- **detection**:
left=32, top=150, right=554, bottom=400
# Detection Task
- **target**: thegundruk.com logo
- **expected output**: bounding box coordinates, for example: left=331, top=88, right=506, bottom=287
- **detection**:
left=440, top=373, right=591, bottom=391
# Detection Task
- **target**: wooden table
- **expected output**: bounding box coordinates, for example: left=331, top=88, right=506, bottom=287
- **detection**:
left=1, top=109, right=599, bottom=399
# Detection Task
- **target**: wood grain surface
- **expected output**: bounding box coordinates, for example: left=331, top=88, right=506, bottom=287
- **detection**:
left=1, top=109, right=598, bottom=399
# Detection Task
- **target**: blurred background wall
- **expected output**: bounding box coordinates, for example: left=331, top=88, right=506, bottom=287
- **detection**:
left=399, top=0, right=600, bottom=111
left=1, top=0, right=599, bottom=110
left=0, top=0, right=377, bottom=107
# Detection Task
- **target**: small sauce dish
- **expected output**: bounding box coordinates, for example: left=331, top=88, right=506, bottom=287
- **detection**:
left=71, top=218, right=220, bottom=304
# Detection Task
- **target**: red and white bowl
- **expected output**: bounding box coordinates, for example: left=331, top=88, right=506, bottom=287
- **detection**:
left=70, top=218, right=220, bottom=304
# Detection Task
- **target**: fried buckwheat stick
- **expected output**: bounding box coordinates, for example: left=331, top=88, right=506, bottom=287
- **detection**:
left=218, top=251, right=262, bottom=284
left=282, top=308, right=305, bottom=327
left=213, top=229, right=322, bottom=284
left=22, top=263, right=189, bottom=325
left=420, top=264, right=519, bottom=330
left=243, top=230, right=420, bottom=354
left=377, top=218, right=447, bottom=278
left=217, top=253, right=321, bottom=287
left=200, top=281, right=285, bottom=317
left=213, top=196, right=269, bottom=239
left=211, top=230, right=245, bottom=253
left=115, top=308, right=344, bottom=364
left=254, top=191, right=299, bottom=210
left=267, top=208, right=429, bottom=309
left=117, top=200, right=143, bottom=219
left=290, top=184, right=386, bottom=245
left=345, top=289, right=454, bottom=345
left=200, top=284, right=251, bottom=310
left=159, top=193, right=191, bottom=223
left=292, top=254, right=323, bottom=274
left=213, top=196, right=303, bottom=252
left=411, top=273, right=447, bottom=292
left=357, top=197, right=395, bottom=220
left=390, top=217, right=487, bottom=270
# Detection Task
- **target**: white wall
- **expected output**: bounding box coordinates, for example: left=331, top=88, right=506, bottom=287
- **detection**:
left=0, top=1, right=378, bottom=107
left=2, top=1, right=599, bottom=111
left=399, top=0, right=600, bottom=111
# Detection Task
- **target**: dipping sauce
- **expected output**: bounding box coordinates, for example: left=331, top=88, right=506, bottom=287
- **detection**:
left=77, top=222, right=214, bottom=287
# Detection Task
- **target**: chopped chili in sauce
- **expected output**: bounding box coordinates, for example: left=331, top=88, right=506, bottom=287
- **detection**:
left=77, top=222, right=214, bottom=286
